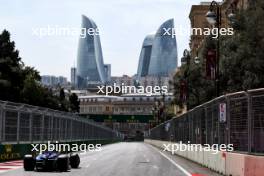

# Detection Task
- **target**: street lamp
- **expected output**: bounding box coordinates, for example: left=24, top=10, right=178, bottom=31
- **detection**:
left=160, top=94, right=166, bottom=122
left=226, top=3, right=237, bottom=26
left=194, top=51, right=200, bottom=64
left=152, top=103, right=158, bottom=126
left=194, top=56, right=200, bottom=64
left=206, top=1, right=221, bottom=26
left=206, top=10, right=217, bottom=25
left=227, top=12, right=235, bottom=21
left=181, top=49, right=191, bottom=65
left=205, top=0, right=221, bottom=97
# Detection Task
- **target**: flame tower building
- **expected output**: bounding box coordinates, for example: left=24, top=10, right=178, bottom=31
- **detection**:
left=76, top=15, right=107, bottom=88
left=137, top=19, right=178, bottom=78
left=136, top=34, right=155, bottom=78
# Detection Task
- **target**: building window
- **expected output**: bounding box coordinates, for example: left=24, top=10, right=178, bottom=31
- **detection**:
left=106, top=106, right=110, bottom=111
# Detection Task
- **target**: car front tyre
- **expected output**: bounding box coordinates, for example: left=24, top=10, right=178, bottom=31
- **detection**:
left=57, top=155, right=70, bottom=172
left=23, top=155, right=35, bottom=171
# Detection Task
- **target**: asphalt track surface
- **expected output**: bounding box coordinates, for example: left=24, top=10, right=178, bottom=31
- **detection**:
left=0, top=142, right=221, bottom=176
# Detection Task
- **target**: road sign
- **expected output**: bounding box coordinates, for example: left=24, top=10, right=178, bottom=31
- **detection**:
left=219, top=103, right=226, bottom=123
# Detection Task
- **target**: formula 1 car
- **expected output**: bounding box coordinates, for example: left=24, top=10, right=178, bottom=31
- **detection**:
left=23, top=151, right=80, bottom=172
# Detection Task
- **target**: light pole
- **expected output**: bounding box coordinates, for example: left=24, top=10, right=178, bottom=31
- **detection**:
left=151, top=106, right=157, bottom=127
left=205, top=0, right=221, bottom=97
left=160, top=94, right=165, bottom=122
left=205, top=1, right=238, bottom=97
left=181, top=49, right=191, bottom=110
left=181, top=49, right=200, bottom=110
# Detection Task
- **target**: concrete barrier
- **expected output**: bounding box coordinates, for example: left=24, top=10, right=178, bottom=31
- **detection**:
left=195, top=148, right=204, bottom=164
left=244, top=155, right=264, bottom=176
left=215, top=151, right=226, bottom=175
left=145, top=139, right=264, bottom=176
left=190, top=148, right=204, bottom=165
left=225, top=152, right=245, bottom=176
left=206, top=150, right=225, bottom=174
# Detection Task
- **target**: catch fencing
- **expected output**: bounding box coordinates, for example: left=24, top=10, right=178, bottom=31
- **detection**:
left=149, top=88, right=264, bottom=154
left=0, top=100, right=122, bottom=144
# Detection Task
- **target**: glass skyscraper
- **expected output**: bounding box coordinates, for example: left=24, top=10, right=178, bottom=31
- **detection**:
left=137, top=19, right=178, bottom=78
left=76, top=15, right=107, bottom=88
left=136, top=34, right=155, bottom=78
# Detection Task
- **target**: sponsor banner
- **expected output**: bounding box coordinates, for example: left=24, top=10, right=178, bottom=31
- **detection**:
left=82, top=114, right=156, bottom=123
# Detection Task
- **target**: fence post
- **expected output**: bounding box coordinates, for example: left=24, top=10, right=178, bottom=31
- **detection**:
left=205, top=107, right=208, bottom=144
left=217, top=102, right=220, bottom=145
left=2, top=109, right=6, bottom=142
left=17, top=111, right=20, bottom=143
left=69, top=118, right=72, bottom=141
left=29, top=112, right=32, bottom=142
left=58, top=117, right=61, bottom=141
left=226, top=95, right=231, bottom=145
left=41, top=114, right=45, bottom=142
left=247, top=92, right=252, bottom=153
left=188, top=114, right=191, bottom=143
left=0, top=106, right=3, bottom=142
left=50, top=113, right=54, bottom=142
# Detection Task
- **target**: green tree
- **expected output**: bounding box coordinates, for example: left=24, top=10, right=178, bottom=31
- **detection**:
left=59, top=88, right=65, bottom=101
left=172, top=49, right=215, bottom=109
left=21, top=74, right=44, bottom=106
left=172, top=0, right=264, bottom=109
left=0, top=30, right=24, bottom=101
left=69, top=93, right=79, bottom=112
left=0, top=29, right=76, bottom=112
left=22, top=66, right=41, bottom=81
left=220, top=0, right=264, bottom=92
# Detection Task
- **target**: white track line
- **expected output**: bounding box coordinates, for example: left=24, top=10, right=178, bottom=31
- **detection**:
left=148, top=144, right=192, bottom=176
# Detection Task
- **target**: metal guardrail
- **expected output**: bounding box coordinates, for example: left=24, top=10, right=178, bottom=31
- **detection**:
left=148, top=88, right=264, bottom=154
left=0, top=100, right=123, bottom=144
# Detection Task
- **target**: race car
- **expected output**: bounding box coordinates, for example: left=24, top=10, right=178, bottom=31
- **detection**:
left=23, top=151, right=80, bottom=172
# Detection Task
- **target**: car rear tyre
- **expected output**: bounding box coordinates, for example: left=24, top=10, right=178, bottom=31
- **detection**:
left=70, top=154, right=80, bottom=168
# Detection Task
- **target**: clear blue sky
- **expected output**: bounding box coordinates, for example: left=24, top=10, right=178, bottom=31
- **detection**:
left=0, top=0, right=209, bottom=80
